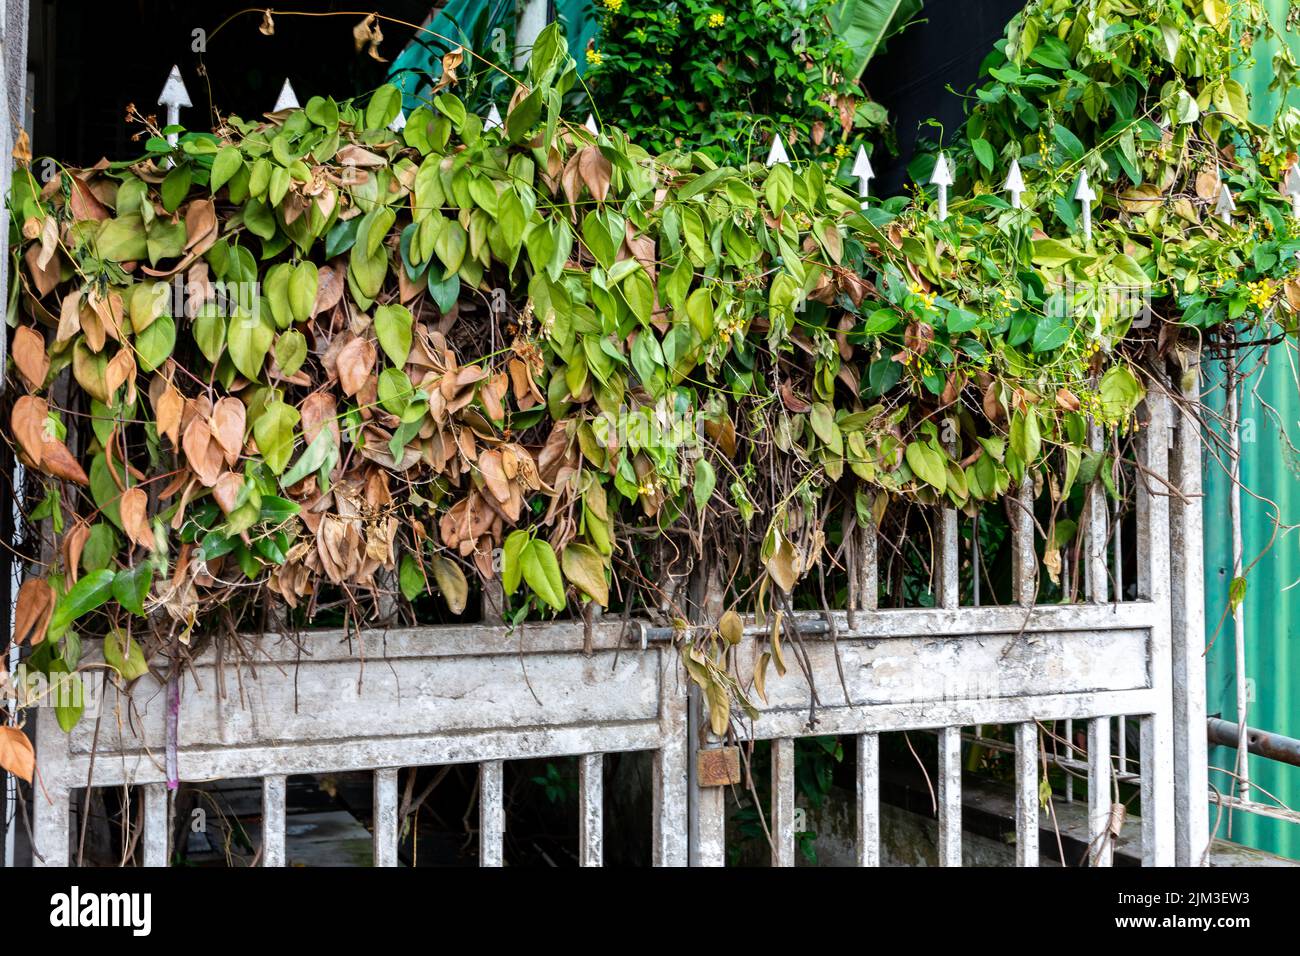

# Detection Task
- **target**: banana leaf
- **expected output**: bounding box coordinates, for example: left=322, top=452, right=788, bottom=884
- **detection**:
left=835, top=0, right=925, bottom=81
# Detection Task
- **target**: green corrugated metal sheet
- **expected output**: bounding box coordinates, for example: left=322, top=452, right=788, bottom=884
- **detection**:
left=1204, top=0, right=1300, bottom=859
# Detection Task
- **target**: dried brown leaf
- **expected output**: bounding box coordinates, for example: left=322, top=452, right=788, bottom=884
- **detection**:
left=14, top=577, right=54, bottom=646
left=12, top=325, right=48, bottom=391
left=0, top=727, right=34, bottom=783
left=120, top=486, right=155, bottom=551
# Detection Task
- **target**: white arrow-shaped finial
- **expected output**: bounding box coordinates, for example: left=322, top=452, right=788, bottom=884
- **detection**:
left=766, top=134, right=790, bottom=167
left=1003, top=158, right=1025, bottom=209
left=1215, top=181, right=1236, bottom=225
left=929, top=152, right=953, bottom=221
left=273, top=79, right=300, bottom=113
left=389, top=109, right=407, bottom=132
left=157, top=66, right=192, bottom=149
left=851, top=145, right=875, bottom=204
left=1284, top=164, right=1300, bottom=219
left=484, top=103, right=503, bottom=132
left=584, top=113, right=598, bottom=134
left=1074, top=168, right=1097, bottom=242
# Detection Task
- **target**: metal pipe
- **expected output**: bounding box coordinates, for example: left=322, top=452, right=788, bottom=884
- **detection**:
left=1207, top=717, right=1300, bottom=769
left=1227, top=371, right=1250, bottom=799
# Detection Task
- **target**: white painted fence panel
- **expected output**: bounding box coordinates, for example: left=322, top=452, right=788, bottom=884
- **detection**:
left=24, top=391, right=1203, bottom=867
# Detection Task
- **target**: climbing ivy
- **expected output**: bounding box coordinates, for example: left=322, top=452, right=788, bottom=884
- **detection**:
left=4, top=3, right=1300, bottom=741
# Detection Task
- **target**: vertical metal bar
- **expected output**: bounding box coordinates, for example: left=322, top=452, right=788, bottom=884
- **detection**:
left=970, top=515, right=980, bottom=607
left=860, top=515, right=879, bottom=612
left=856, top=733, right=880, bottom=866
left=578, top=753, right=603, bottom=867
left=689, top=562, right=728, bottom=867
left=689, top=689, right=728, bottom=867
left=481, top=577, right=505, bottom=625
left=1087, top=421, right=1109, bottom=603
left=652, top=649, right=690, bottom=866
left=372, top=768, right=399, bottom=867
left=1137, top=390, right=1176, bottom=864
left=1117, top=716, right=1127, bottom=776
left=1065, top=719, right=1075, bottom=803
left=771, top=738, right=796, bottom=867
left=1087, top=718, right=1112, bottom=866
left=479, top=760, right=505, bottom=867
left=1227, top=374, right=1250, bottom=800
left=1112, top=494, right=1123, bottom=600
left=1013, top=478, right=1036, bottom=606
left=1015, top=723, right=1039, bottom=866
left=141, top=782, right=170, bottom=867
left=939, top=418, right=960, bottom=609
left=261, top=774, right=286, bottom=867
left=31, top=706, right=69, bottom=866
left=937, top=726, right=962, bottom=866
left=1170, top=361, right=1209, bottom=866
left=939, top=509, right=959, bottom=609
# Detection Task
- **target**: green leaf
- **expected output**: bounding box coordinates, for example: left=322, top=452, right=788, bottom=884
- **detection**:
left=971, top=138, right=994, bottom=173
left=227, top=310, right=275, bottom=381
left=112, top=563, right=153, bottom=616
left=49, top=569, right=116, bottom=633
left=1031, top=238, right=1087, bottom=267
left=288, top=262, right=319, bottom=323
left=210, top=147, right=244, bottom=194
left=693, top=458, right=716, bottom=511
left=399, top=554, right=426, bottom=601
left=365, top=84, right=403, bottom=131
left=1099, top=365, right=1143, bottom=421
left=522, top=539, right=565, bottom=611
left=161, top=164, right=192, bottom=213
left=434, top=220, right=467, bottom=275
left=254, top=401, right=300, bottom=475
left=1032, top=313, right=1070, bottom=352
left=765, top=163, right=793, bottom=216
left=82, top=523, right=119, bottom=573
left=282, top=427, right=338, bottom=489
left=506, top=87, right=542, bottom=143
left=502, top=529, right=529, bottom=595
left=135, top=315, right=176, bottom=372
left=50, top=662, right=84, bottom=732
left=622, top=268, right=655, bottom=326
left=905, top=441, right=946, bottom=492
left=104, top=628, right=150, bottom=681
left=1010, top=407, right=1042, bottom=465
left=96, top=215, right=148, bottom=262
left=193, top=307, right=227, bottom=364
left=274, top=329, right=308, bottom=376
left=833, top=0, right=922, bottom=81
left=374, top=302, right=413, bottom=366
left=377, top=367, right=413, bottom=415
left=561, top=543, right=609, bottom=607
left=1229, top=575, right=1247, bottom=613
left=306, top=95, right=340, bottom=131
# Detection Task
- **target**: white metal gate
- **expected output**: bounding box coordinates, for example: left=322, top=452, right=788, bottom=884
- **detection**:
left=23, top=384, right=1209, bottom=867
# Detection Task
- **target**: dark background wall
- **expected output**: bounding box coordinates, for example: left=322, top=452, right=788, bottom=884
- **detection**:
left=29, top=0, right=1027, bottom=184
left=28, top=0, right=431, bottom=164
left=863, top=0, right=1028, bottom=194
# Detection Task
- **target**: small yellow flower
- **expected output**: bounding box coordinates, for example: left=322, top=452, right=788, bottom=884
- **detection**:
left=708, top=12, right=725, bottom=28
left=834, top=143, right=849, bottom=159
left=602, top=0, right=623, bottom=10
left=586, top=48, right=604, bottom=66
